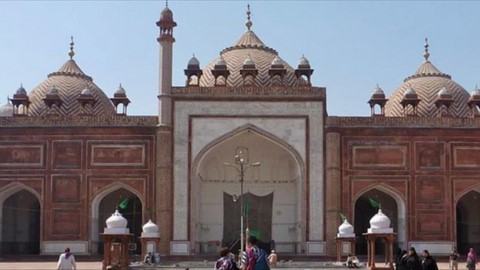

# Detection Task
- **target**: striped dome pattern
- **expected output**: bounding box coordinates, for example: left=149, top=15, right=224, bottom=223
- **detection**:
left=28, top=59, right=115, bottom=117
left=385, top=61, right=472, bottom=118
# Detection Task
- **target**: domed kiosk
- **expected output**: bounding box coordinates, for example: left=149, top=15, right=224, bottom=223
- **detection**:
left=139, top=219, right=161, bottom=263
left=100, top=210, right=133, bottom=270
left=363, top=209, right=396, bottom=270
left=335, top=219, right=357, bottom=262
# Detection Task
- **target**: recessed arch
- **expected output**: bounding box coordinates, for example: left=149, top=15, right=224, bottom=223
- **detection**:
left=455, top=189, right=480, bottom=253
left=191, top=124, right=306, bottom=254
left=0, top=183, right=41, bottom=254
left=353, top=184, right=407, bottom=253
left=90, top=182, right=144, bottom=254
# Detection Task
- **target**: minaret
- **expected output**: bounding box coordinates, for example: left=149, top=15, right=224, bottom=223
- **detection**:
left=156, top=2, right=177, bottom=125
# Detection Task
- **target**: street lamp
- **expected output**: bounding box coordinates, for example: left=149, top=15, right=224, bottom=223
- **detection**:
left=222, top=146, right=260, bottom=257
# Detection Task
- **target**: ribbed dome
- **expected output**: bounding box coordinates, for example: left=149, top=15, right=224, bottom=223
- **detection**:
left=106, top=210, right=128, bottom=229
left=27, top=59, right=115, bottom=117
left=385, top=43, right=472, bottom=118
left=199, top=16, right=299, bottom=88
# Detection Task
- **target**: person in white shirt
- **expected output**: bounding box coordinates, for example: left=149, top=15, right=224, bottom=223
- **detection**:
left=57, top=247, right=77, bottom=270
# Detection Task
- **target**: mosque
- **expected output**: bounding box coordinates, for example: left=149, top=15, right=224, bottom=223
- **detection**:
left=0, top=4, right=479, bottom=257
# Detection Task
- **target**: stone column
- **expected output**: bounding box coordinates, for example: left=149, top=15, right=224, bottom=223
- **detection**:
left=156, top=127, right=173, bottom=254
left=325, top=132, right=341, bottom=256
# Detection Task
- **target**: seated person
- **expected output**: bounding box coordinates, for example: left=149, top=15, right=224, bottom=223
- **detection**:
left=346, top=254, right=360, bottom=268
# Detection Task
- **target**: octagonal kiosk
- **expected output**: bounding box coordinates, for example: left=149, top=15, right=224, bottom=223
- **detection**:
left=363, top=209, right=396, bottom=270
left=140, top=219, right=161, bottom=264
left=335, top=219, right=356, bottom=263
left=100, top=210, right=133, bottom=270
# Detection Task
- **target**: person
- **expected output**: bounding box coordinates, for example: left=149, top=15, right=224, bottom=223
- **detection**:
left=268, top=250, right=277, bottom=267
left=396, top=250, right=408, bottom=270
left=215, top=247, right=239, bottom=270
left=421, top=250, right=438, bottom=270
left=57, top=247, right=77, bottom=270
left=450, top=248, right=459, bottom=270
left=346, top=254, right=360, bottom=268
left=467, top=248, right=477, bottom=270
left=406, top=247, right=422, bottom=270
left=241, top=236, right=270, bottom=270
left=143, top=252, right=152, bottom=264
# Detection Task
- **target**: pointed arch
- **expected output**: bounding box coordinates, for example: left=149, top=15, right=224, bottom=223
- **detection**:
left=455, top=189, right=480, bottom=253
left=353, top=184, right=407, bottom=250
left=90, top=182, right=144, bottom=253
left=190, top=124, right=306, bottom=253
left=192, top=124, right=305, bottom=172
left=0, top=182, right=42, bottom=254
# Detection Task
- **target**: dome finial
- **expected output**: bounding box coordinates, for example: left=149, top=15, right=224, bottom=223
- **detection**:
left=165, top=0, right=168, bottom=7
left=245, top=4, right=253, bottom=31
left=423, top=37, right=430, bottom=62
left=69, top=36, right=75, bottom=60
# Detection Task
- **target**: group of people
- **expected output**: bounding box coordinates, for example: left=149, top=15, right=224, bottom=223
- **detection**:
left=215, top=236, right=275, bottom=270
left=395, top=247, right=478, bottom=270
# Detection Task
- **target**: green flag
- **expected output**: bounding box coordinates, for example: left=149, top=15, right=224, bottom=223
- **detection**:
left=369, top=198, right=380, bottom=209
left=249, top=229, right=260, bottom=239
left=243, top=198, right=249, bottom=217
left=118, top=198, right=129, bottom=210
left=339, top=212, right=347, bottom=222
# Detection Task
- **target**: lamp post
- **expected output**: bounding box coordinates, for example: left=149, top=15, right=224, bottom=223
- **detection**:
left=222, top=146, right=260, bottom=257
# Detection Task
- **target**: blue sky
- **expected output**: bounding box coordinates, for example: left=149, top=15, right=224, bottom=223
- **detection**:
left=0, top=1, right=479, bottom=116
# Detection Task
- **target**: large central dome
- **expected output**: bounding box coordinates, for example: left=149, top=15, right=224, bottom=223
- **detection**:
left=198, top=7, right=301, bottom=88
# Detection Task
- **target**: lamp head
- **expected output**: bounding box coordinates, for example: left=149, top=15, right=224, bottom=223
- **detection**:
left=233, top=194, right=238, bottom=202
left=251, top=162, right=261, bottom=167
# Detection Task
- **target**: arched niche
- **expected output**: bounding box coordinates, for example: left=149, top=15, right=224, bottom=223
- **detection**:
left=191, top=126, right=306, bottom=254
left=456, top=190, right=480, bottom=253
left=0, top=184, right=41, bottom=254
left=91, top=183, right=144, bottom=255
left=353, top=185, right=406, bottom=254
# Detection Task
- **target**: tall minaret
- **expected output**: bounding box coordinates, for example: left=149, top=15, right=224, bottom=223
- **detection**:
left=156, top=2, right=177, bottom=125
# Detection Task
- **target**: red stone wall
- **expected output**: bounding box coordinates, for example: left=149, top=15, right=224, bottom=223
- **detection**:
left=326, top=124, right=480, bottom=244
left=0, top=126, right=156, bottom=244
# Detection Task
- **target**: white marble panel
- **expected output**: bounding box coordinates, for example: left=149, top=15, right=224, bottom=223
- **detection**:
left=43, top=241, right=88, bottom=255
left=170, top=241, right=190, bottom=255
left=307, top=241, right=326, bottom=255
left=173, top=101, right=324, bottom=243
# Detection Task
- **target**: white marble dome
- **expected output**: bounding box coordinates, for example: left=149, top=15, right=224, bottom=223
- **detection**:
left=337, top=219, right=355, bottom=238
left=368, top=209, right=393, bottom=233
left=106, top=210, right=127, bottom=228
left=141, top=219, right=160, bottom=238
left=104, top=210, right=130, bottom=234
left=0, top=103, right=13, bottom=117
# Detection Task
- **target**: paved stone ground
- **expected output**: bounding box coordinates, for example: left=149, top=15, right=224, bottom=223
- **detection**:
left=0, top=261, right=456, bottom=270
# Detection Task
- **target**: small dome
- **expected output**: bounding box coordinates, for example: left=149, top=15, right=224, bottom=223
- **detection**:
left=271, top=56, right=283, bottom=66
left=48, top=85, right=59, bottom=95
left=115, top=84, right=126, bottom=95
left=438, top=86, right=452, bottom=97
left=160, top=6, right=173, bottom=21
left=243, top=56, right=255, bottom=66
left=215, top=56, right=227, bottom=67
left=81, top=86, right=92, bottom=95
left=471, top=86, right=480, bottom=97
left=142, top=219, right=159, bottom=233
left=372, top=85, right=385, bottom=95
left=298, top=55, right=310, bottom=67
left=369, top=209, right=391, bottom=229
left=188, top=55, right=200, bottom=67
left=106, top=210, right=128, bottom=229
left=338, top=219, right=354, bottom=235
left=0, top=103, right=13, bottom=117
left=404, top=86, right=417, bottom=96
left=16, top=85, right=27, bottom=95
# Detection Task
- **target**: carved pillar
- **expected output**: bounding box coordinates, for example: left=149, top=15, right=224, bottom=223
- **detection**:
left=325, top=132, right=342, bottom=256
left=156, top=127, right=173, bottom=254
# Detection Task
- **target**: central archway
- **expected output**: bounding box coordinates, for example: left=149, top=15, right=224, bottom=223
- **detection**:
left=191, top=126, right=306, bottom=254
left=456, top=190, right=480, bottom=253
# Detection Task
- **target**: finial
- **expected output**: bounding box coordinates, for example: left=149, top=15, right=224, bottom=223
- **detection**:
left=423, top=37, right=430, bottom=62
left=68, top=36, right=75, bottom=60
left=165, top=0, right=168, bottom=7
left=245, top=4, right=252, bottom=31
